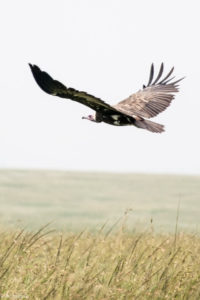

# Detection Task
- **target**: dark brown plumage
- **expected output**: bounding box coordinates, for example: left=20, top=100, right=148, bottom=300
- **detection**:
left=29, top=63, right=184, bottom=133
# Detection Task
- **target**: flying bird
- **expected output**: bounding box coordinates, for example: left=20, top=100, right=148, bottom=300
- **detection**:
left=29, top=63, right=184, bottom=133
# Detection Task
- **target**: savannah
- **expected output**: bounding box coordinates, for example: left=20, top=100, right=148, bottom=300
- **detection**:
left=0, top=170, right=200, bottom=299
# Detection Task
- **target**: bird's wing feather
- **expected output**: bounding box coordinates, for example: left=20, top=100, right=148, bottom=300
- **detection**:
left=114, top=63, right=184, bottom=119
left=29, top=64, right=119, bottom=115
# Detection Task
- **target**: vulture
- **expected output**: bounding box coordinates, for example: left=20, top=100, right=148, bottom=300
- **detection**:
left=29, top=63, right=184, bottom=133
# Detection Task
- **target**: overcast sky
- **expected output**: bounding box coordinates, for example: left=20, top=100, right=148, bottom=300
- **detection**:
left=0, top=0, right=200, bottom=174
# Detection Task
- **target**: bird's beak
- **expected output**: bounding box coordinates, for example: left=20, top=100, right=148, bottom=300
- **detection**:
left=82, top=115, right=95, bottom=121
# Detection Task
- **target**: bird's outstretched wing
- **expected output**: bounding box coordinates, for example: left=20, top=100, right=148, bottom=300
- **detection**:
left=29, top=64, right=119, bottom=114
left=114, top=63, right=184, bottom=119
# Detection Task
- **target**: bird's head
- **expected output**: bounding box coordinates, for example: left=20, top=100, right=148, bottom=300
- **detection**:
left=82, top=114, right=96, bottom=122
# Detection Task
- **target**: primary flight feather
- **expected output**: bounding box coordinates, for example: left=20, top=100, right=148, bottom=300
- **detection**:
left=29, top=63, right=184, bottom=133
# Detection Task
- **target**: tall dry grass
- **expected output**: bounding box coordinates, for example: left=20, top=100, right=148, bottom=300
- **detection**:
left=0, top=223, right=200, bottom=299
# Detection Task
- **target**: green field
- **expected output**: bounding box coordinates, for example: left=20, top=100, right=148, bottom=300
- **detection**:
left=0, top=170, right=199, bottom=232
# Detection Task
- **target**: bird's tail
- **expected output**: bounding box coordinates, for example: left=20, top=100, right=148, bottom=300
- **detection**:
left=134, top=119, right=164, bottom=133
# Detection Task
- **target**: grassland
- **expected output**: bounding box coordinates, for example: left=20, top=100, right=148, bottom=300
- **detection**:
left=0, top=170, right=200, bottom=298
left=0, top=223, right=200, bottom=299
left=0, top=169, right=200, bottom=231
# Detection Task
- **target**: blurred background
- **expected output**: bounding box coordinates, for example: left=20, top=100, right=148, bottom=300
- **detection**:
left=0, top=0, right=199, bottom=231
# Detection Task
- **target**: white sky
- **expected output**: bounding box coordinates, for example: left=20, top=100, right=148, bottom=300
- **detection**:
left=0, top=0, right=200, bottom=174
